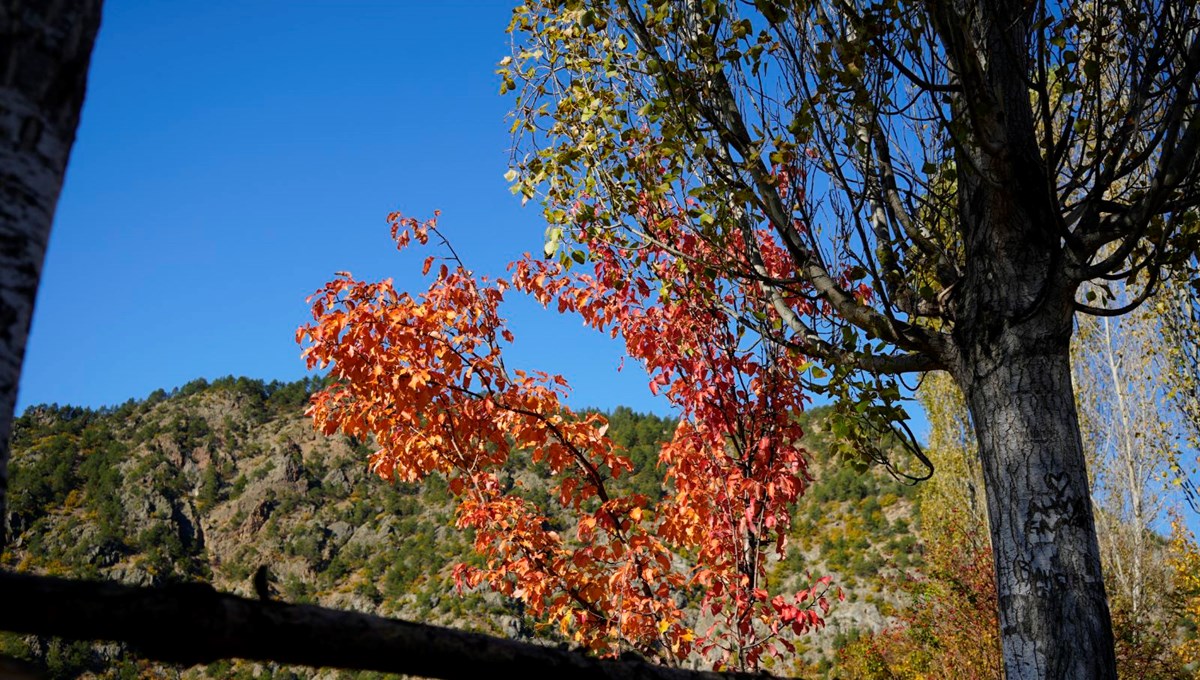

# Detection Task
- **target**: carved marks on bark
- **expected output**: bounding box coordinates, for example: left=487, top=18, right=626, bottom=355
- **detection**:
left=1017, top=472, right=1093, bottom=600
left=959, top=344, right=1116, bottom=679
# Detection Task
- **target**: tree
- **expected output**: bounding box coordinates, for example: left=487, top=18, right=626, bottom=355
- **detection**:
left=840, top=364, right=1196, bottom=678
left=1072, top=298, right=1179, bottom=621
left=493, top=1, right=1200, bottom=678
left=836, top=372, right=1001, bottom=679
left=1159, top=260, right=1200, bottom=507
left=0, top=2, right=104, bottom=550
left=299, top=214, right=837, bottom=672
left=1068, top=290, right=1199, bottom=675
left=836, top=511, right=1001, bottom=679
left=1167, top=518, right=1200, bottom=669
left=0, top=2, right=817, bottom=676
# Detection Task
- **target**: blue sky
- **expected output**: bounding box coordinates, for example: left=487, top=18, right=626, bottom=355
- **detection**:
left=20, top=1, right=928, bottom=439
left=21, top=1, right=672, bottom=415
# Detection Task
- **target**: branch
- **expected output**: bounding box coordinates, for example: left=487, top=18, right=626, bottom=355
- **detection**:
left=1074, top=31, right=1200, bottom=277
left=1073, top=266, right=1161, bottom=318
left=878, top=46, right=961, bottom=94
left=1081, top=107, right=1200, bottom=280
left=734, top=214, right=942, bottom=375
left=868, top=125, right=941, bottom=262
left=923, top=0, right=1005, bottom=156
left=0, top=572, right=780, bottom=680
left=618, top=0, right=936, bottom=355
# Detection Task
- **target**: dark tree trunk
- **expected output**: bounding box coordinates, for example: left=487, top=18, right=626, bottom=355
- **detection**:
left=941, top=3, right=1118, bottom=671
left=954, top=325, right=1117, bottom=679
left=0, top=0, right=102, bottom=550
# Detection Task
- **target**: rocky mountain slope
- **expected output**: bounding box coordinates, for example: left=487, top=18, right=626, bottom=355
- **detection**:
left=0, top=376, right=923, bottom=678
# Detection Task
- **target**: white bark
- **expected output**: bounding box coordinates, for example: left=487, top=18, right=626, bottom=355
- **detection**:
left=0, top=0, right=103, bottom=549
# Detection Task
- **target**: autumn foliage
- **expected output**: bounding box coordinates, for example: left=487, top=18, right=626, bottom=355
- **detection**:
left=297, top=212, right=836, bottom=670
left=836, top=510, right=1001, bottom=679
left=1169, top=520, right=1200, bottom=670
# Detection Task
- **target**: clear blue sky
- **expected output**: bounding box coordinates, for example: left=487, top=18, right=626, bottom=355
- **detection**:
left=19, top=1, right=928, bottom=439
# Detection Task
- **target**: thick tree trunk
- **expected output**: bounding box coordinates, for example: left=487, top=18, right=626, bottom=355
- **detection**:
left=957, top=332, right=1117, bottom=679
left=0, top=1, right=102, bottom=550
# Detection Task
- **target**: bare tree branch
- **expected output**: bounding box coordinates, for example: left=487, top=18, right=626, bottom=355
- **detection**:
left=617, top=0, right=944, bottom=358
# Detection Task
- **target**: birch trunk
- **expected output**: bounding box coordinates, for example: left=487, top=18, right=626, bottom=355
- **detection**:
left=0, top=0, right=103, bottom=550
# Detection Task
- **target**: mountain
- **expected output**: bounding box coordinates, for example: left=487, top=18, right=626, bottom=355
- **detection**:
left=0, top=376, right=923, bottom=678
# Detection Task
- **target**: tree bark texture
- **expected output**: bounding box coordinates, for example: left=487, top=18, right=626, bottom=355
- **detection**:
left=0, top=0, right=102, bottom=550
left=0, top=572, right=777, bottom=680
left=938, top=3, right=1119, bottom=673
left=955, top=329, right=1117, bottom=679
left=948, top=193, right=1119, bottom=676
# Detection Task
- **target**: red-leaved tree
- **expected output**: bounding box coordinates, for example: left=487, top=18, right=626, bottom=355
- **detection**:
left=297, top=212, right=837, bottom=671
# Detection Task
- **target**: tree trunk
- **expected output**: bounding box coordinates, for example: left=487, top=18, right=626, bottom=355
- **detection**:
left=0, top=0, right=102, bottom=550
left=957, top=331, right=1117, bottom=679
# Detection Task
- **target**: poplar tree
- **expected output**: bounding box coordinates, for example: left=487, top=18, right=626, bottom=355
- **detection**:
left=501, top=2, right=1200, bottom=677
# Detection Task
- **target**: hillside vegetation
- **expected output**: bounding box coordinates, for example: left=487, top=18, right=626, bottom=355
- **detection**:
left=1, top=376, right=941, bottom=678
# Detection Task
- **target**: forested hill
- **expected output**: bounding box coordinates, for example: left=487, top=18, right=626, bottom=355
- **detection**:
left=1, top=376, right=924, bottom=679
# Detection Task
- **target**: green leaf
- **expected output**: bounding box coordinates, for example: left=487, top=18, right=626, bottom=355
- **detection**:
left=753, top=0, right=785, bottom=25
left=543, top=226, right=562, bottom=258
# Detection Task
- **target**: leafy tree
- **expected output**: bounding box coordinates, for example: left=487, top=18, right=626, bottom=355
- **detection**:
left=841, top=369, right=1196, bottom=678
left=1159, top=261, right=1200, bottom=507
left=1072, top=296, right=1181, bottom=621
left=1070, top=281, right=1200, bottom=675
left=484, top=1, right=1200, bottom=677
left=1168, top=518, right=1200, bottom=669
left=837, top=509, right=1001, bottom=680
left=835, top=371, right=998, bottom=678
left=299, top=215, right=835, bottom=671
